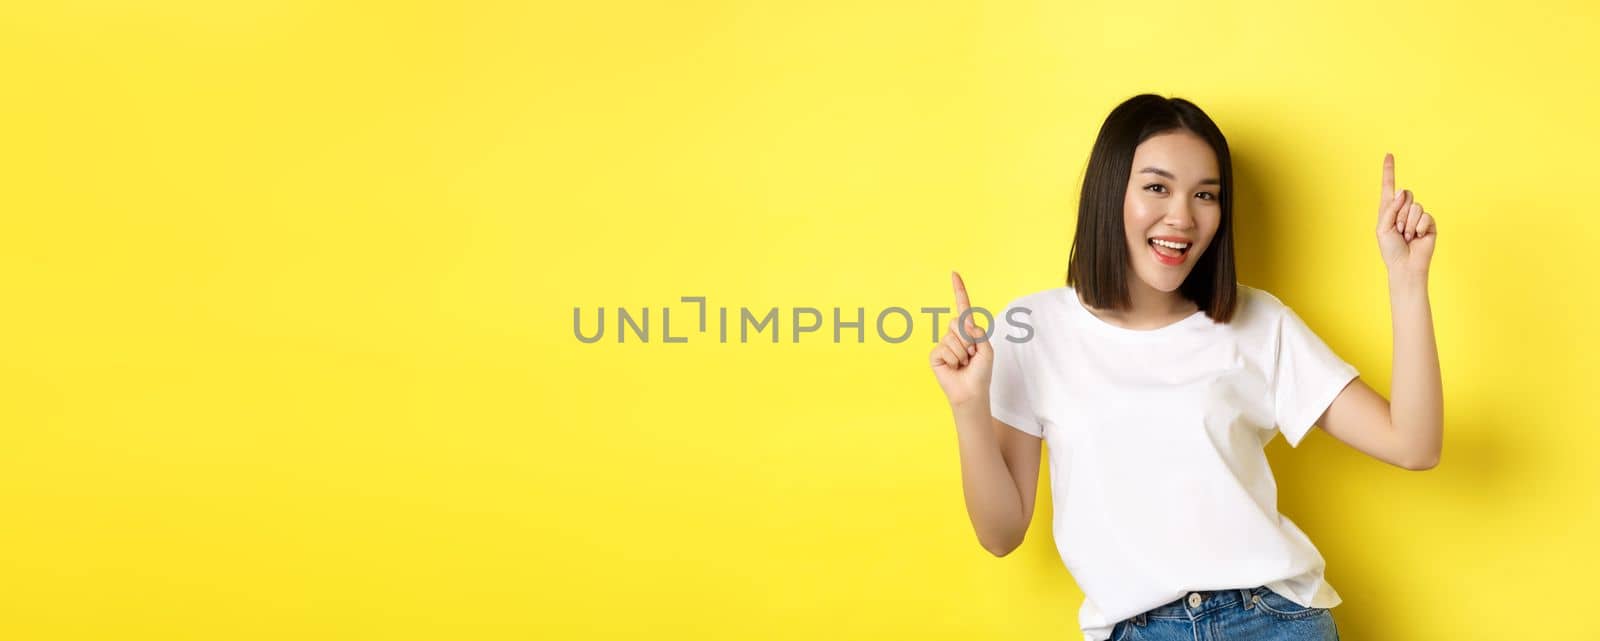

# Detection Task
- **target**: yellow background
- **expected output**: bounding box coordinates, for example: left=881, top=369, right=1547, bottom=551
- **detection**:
left=3, top=1, right=1596, bottom=639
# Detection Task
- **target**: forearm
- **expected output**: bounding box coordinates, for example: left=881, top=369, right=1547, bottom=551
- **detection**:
left=950, top=399, right=1026, bottom=555
left=1388, top=271, right=1444, bottom=467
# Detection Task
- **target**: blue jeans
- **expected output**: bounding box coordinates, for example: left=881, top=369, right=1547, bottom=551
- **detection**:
left=1109, top=586, right=1339, bottom=641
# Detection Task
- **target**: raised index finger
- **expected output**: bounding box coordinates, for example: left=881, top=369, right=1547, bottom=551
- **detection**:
left=951, top=270, right=972, bottom=313
left=1381, top=152, right=1395, bottom=205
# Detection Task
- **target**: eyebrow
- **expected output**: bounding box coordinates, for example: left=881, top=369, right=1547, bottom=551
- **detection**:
left=1139, top=166, right=1221, bottom=186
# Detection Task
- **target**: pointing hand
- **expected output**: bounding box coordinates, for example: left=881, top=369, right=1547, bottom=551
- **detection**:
left=930, top=271, right=993, bottom=408
left=1376, top=153, right=1437, bottom=277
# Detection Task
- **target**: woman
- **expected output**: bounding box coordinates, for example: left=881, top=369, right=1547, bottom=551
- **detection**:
left=929, top=94, right=1442, bottom=641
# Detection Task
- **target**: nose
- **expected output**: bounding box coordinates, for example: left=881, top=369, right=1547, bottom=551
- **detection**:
left=1165, top=200, right=1197, bottom=230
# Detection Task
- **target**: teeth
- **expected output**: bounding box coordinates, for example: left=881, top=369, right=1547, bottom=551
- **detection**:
left=1151, top=238, right=1190, bottom=250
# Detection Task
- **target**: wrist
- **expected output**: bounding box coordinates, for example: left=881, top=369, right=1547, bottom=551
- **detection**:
left=950, top=394, right=991, bottom=417
left=1388, top=269, right=1429, bottom=293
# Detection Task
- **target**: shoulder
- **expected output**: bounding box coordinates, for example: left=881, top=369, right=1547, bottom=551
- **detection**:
left=1234, top=283, right=1291, bottom=321
left=1237, top=283, right=1284, bottom=311
left=1222, top=283, right=1295, bottom=338
left=986, top=286, right=1070, bottom=346
left=992, top=286, right=1070, bottom=317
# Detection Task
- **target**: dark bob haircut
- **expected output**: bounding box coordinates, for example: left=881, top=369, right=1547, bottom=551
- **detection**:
left=1065, top=94, right=1238, bottom=323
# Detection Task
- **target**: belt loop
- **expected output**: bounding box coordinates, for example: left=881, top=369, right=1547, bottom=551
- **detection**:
left=1134, top=611, right=1146, bottom=626
left=1240, top=588, right=1252, bottom=609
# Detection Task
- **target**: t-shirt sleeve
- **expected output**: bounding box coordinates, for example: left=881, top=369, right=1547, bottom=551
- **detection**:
left=988, top=304, right=1044, bottom=439
left=1272, top=305, right=1360, bottom=448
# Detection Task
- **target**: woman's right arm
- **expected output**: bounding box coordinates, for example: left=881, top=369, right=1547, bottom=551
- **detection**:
left=932, top=272, right=1043, bottom=557
left=952, top=403, right=1042, bottom=556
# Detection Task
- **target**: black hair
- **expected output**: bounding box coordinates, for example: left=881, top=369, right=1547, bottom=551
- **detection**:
left=1065, top=93, right=1238, bottom=323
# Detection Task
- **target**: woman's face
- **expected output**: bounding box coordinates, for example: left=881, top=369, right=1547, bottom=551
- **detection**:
left=1122, top=130, right=1223, bottom=295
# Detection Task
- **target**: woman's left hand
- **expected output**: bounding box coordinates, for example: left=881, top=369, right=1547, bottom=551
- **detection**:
left=1376, top=153, right=1437, bottom=278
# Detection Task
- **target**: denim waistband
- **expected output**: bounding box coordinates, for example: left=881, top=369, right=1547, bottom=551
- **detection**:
left=1131, top=585, right=1274, bottom=623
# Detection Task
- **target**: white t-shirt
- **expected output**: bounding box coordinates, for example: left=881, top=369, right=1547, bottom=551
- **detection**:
left=987, top=284, right=1358, bottom=641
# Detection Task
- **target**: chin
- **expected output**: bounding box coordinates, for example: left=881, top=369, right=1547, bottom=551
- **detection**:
left=1132, top=274, right=1180, bottom=293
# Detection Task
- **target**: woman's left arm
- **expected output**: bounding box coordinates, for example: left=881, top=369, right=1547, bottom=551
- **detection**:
left=1317, top=153, right=1443, bottom=470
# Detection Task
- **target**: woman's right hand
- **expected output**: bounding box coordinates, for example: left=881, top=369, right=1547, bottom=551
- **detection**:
left=930, top=271, right=993, bottom=408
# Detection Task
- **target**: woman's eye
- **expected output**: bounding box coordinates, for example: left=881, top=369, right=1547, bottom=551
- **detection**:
left=1145, top=184, right=1217, bottom=200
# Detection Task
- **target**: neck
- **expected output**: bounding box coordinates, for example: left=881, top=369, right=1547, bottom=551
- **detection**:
left=1125, top=276, right=1195, bottom=317
left=1080, top=277, right=1198, bottom=327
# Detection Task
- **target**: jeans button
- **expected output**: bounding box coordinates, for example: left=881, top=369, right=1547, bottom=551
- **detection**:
left=1188, top=593, right=1202, bottom=608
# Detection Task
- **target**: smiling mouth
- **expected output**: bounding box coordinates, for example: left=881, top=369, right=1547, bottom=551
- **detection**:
left=1148, top=238, right=1190, bottom=261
